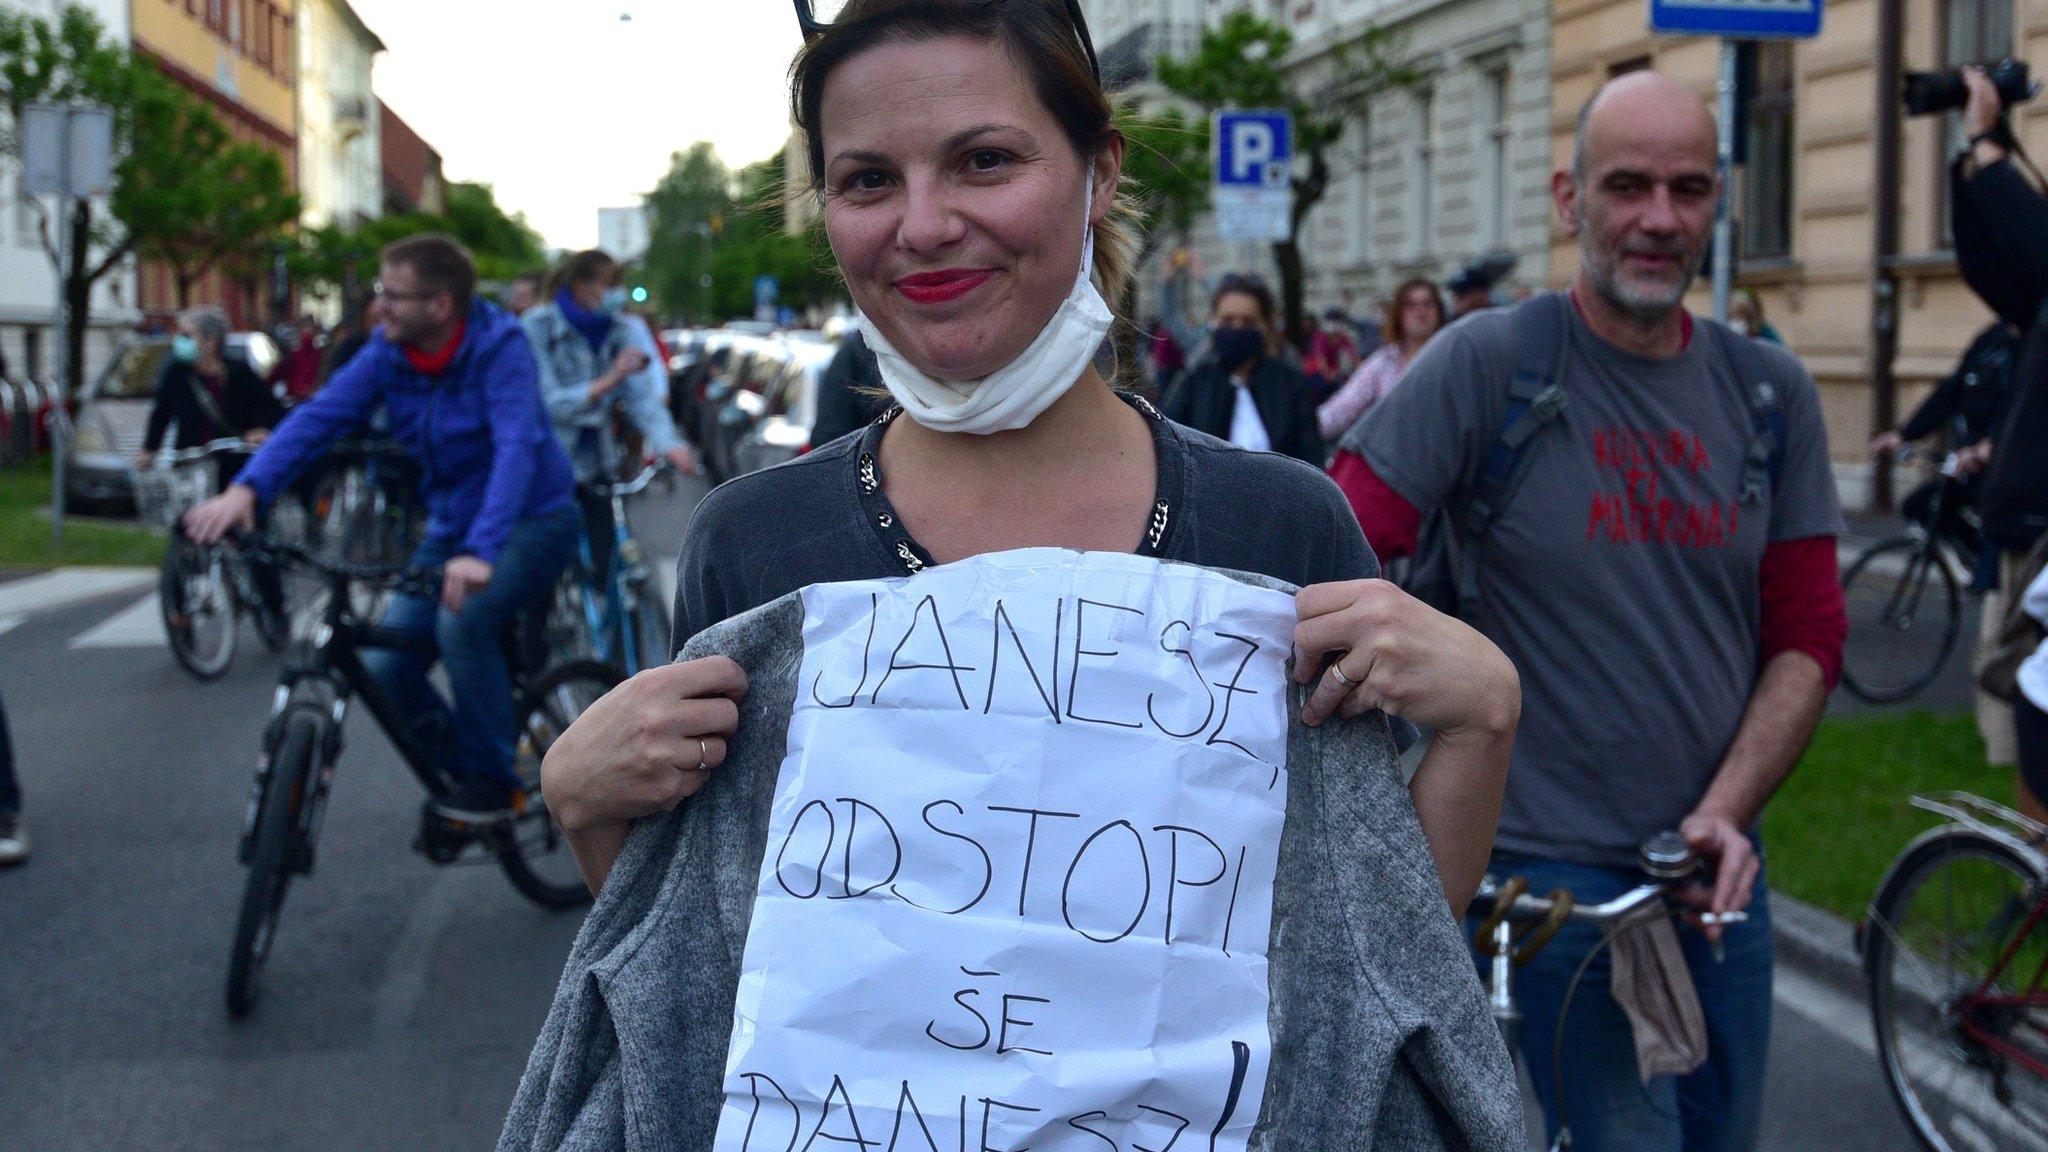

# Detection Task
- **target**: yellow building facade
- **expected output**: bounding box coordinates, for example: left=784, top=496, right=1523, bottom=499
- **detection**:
left=1549, top=0, right=2041, bottom=509
left=130, top=0, right=299, bottom=324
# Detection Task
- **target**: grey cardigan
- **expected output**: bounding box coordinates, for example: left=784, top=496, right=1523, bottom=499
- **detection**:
left=497, top=573, right=1521, bottom=1151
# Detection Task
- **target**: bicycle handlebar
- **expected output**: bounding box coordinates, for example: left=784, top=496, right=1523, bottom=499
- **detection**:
left=152, top=437, right=256, bottom=466
left=582, top=457, right=670, bottom=500
left=236, top=532, right=438, bottom=593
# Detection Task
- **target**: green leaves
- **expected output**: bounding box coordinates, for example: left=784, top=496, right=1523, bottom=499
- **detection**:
left=643, top=144, right=837, bottom=322
left=291, top=183, right=547, bottom=299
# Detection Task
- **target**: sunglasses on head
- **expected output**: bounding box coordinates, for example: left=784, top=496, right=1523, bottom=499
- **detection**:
left=791, top=0, right=1100, bottom=83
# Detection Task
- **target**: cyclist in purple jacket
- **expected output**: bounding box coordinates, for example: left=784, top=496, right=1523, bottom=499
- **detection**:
left=184, top=234, right=581, bottom=822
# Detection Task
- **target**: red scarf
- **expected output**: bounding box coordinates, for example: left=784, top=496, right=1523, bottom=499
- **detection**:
left=402, top=320, right=467, bottom=376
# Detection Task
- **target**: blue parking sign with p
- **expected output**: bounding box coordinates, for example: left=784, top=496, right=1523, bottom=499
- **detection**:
left=1214, top=110, right=1292, bottom=189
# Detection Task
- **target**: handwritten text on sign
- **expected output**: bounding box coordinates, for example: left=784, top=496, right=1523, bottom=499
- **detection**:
left=713, top=550, right=1295, bottom=1152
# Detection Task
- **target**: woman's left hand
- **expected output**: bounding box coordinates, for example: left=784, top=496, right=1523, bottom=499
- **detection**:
left=1291, top=579, right=1520, bottom=742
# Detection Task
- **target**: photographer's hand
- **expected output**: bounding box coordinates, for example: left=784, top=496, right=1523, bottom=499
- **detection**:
left=1964, top=68, right=2010, bottom=167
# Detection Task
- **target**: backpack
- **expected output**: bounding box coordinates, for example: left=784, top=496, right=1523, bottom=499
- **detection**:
left=1399, top=292, right=1792, bottom=617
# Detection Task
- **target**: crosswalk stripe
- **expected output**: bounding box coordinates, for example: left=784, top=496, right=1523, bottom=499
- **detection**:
left=67, top=592, right=168, bottom=650
left=0, top=567, right=154, bottom=618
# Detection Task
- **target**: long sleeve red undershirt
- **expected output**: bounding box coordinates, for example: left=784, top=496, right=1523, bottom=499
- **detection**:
left=1327, top=449, right=1846, bottom=689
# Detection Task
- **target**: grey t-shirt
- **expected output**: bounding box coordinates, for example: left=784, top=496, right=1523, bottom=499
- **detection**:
left=672, top=397, right=1377, bottom=649
left=1349, top=300, right=1845, bottom=868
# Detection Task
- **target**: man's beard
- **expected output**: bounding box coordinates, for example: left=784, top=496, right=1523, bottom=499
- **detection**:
left=1581, top=216, right=1702, bottom=323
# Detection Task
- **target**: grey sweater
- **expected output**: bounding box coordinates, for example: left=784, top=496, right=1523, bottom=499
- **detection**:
left=497, top=572, right=1521, bottom=1151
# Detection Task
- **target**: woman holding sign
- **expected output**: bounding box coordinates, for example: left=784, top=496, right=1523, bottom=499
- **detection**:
left=543, top=0, right=1515, bottom=925
left=508, top=2, right=1523, bottom=1148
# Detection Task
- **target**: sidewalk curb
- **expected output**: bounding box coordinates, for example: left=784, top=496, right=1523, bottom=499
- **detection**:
left=1771, top=888, right=1865, bottom=1002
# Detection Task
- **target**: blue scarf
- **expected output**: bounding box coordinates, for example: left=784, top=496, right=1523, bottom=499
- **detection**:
left=556, top=288, right=613, bottom=353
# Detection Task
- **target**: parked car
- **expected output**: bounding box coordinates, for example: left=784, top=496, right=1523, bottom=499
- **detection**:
left=66, top=332, right=281, bottom=514
left=700, top=339, right=793, bottom=483
left=732, top=341, right=840, bottom=477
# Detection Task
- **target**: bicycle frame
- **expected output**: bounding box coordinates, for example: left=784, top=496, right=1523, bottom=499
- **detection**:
left=1882, top=792, right=2048, bottom=1081
left=570, top=462, right=664, bottom=675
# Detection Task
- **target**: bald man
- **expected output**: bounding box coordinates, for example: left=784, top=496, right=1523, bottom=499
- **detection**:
left=1330, top=72, right=1846, bottom=1151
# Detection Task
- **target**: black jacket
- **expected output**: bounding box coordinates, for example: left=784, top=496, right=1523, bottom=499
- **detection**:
left=141, top=357, right=283, bottom=452
left=809, top=331, right=889, bottom=449
left=1159, top=355, right=1323, bottom=465
left=1953, top=157, right=2048, bottom=548
left=1899, top=321, right=2018, bottom=444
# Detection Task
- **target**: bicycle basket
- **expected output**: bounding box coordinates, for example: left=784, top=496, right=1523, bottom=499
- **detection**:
left=134, top=463, right=213, bottom=529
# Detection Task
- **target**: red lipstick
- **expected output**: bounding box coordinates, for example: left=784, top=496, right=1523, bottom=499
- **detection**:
left=894, top=268, right=994, bottom=304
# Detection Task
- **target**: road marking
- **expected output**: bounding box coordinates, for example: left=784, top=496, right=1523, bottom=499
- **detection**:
left=369, top=868, right=471, bottom=1036
left=0, top=567, right=154, bottom=618
left=67, top=593, right=167, bottom=650
left=0, top=614, right=21, bottom=638
left=1780, top=959, right=2046, bottom=1148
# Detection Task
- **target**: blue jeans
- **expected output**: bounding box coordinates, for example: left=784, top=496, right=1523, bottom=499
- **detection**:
left=361, top=511, right=579, bottom=787
left=1469, top=852, right=1775, bottom=1152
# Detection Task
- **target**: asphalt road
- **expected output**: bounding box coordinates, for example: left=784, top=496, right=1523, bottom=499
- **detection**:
left=0, top=476, right=1983, bottom=1150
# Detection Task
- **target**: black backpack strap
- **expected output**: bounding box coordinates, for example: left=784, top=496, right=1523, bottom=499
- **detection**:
left=1460, top=292, right=1571, bottom=539
left=1706, top=322, right=1789, bottom=507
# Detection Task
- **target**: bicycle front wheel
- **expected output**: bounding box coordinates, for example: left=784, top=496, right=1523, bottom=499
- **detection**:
left=494, top=660, right=623, bottom=909
left=1842, top=536, right=1962, bottom=704
left=227, top=710, right=323, bottom=1018
left=1866, top=829, right=2048, bottom=1151
left=162, top=532, right=238, bottom=681
left=626, top=579, right=671, bottom=674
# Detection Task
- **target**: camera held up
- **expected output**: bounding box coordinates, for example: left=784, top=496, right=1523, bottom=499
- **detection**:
left=1904, top=58, right=2040, bottom=117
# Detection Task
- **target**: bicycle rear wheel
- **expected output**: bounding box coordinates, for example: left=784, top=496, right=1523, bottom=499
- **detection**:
left=1842, top=536, right=1963, bottom=704
left=494, top=660, right=623, bottom=908
left=226, top=710, right=323, bottom=1017
left=162, top=532, right=238, bottom=681
left=1866, top=829, right=2048, bottom=1151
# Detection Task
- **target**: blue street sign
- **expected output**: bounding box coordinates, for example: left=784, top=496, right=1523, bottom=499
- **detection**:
left=1213, top=110, right=1292, bottom=189
left=1649, top=0, right=1822, bottom=39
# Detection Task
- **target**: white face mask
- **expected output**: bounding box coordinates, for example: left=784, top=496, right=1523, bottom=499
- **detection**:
left=858, top=180, right=1112, bottom=435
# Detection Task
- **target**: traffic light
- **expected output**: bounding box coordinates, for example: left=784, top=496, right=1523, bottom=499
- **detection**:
left=630, top=285, right=648, bottom=304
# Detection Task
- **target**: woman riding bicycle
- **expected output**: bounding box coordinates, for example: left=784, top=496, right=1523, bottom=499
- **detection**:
left=136, top=305, right=282, bottom=482
left=525, top=249, right=701, bottom=578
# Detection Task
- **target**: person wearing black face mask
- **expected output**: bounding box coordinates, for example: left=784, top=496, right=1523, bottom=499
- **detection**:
left=1159, top=277, right=1324, bottom=465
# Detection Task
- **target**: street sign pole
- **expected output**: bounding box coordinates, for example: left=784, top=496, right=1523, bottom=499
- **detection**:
left=1648, top=0, right=1822, bottom=324
left=1712, top=39, right=1738, bottom=323
left=23, top=102, right=113, bottom=545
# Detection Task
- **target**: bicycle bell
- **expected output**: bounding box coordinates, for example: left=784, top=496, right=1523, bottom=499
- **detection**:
left=1640, top=830, right=1699, bottom=881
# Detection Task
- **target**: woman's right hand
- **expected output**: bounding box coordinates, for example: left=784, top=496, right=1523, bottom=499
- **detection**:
left=542, top=655, right=748, bottom=889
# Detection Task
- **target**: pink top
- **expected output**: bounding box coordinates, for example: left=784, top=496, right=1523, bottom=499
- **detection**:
left=1317, top=342, right=1409, bottom=442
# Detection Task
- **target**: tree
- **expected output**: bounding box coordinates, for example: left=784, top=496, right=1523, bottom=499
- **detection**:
left=290, top=183, right=545, bottom=305
left=1114, top=103, right=1208, bottom=364
left=0, top=5, right=309, bottom=392
left=1155, top=11, right=1411, bottom=346
left=0, top=4, right=154, bottom=395
left=130, top=128, right=298, bottom=308
left=641, top=144, right=837, bottom=324
left=642, top=143, right=733, bottom=321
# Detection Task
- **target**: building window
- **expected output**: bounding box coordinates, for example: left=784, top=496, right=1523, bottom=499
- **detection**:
left=1481, top=66, right=1512, bottom=249
left=1412, top=86, right=1435, bottom=259
left=1741, top=41, right=1795, bottom=260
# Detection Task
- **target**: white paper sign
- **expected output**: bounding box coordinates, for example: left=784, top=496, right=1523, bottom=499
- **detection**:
left=713, top=549, right=1296, bottom=1152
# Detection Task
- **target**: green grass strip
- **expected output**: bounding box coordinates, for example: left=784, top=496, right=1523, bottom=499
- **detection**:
left=1764, top=709, right=2016, bottom=921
